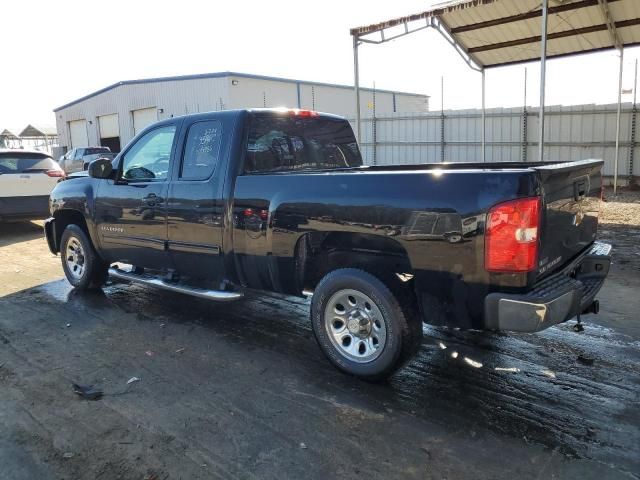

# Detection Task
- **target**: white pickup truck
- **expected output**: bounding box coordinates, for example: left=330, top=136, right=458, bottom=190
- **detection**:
left=58, top=147, right=114, bottom=174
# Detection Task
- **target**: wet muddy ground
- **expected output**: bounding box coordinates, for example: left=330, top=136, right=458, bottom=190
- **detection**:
left=0, top=216, right=639, bottom=480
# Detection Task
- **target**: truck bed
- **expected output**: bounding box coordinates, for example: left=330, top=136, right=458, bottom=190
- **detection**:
left=292, top=158, right=604, bottom=285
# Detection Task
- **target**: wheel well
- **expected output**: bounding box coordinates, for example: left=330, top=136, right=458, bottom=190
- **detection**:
left=53, top=210, right=90, bottom=252
left=297, top=231, right=415, bottom=293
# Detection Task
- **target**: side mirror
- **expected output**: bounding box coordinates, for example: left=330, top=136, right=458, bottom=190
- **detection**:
left=88, top=157, right=114, bottom=179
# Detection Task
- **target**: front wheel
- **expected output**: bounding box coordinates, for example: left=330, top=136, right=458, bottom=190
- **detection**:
left=60, top=224, right=108, bottom=290
left=310, top=268, right=422, bottom=381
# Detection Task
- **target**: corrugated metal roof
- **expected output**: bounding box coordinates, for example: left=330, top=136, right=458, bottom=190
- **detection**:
left=351, top=0, right=640, bottom=68
left=54, top=71, right=429, bottom=112
left=0, top=129, right=20, bottom=139
left=19, top=124, right=57, bottom=137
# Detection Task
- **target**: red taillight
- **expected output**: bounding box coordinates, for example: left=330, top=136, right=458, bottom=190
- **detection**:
left=243, top=208, right=268, bottom=220
left=290, top=109, right=319, bottom=117
left=46, top=169, right=65, bottom=178
left=485, top=197, right=541, bottom=272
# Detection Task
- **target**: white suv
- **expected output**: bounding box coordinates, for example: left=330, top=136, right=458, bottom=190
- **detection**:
left=0, top=149, right=65, bottom=221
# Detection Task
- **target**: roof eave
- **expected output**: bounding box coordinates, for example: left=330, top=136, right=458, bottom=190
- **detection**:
left=53, top=71, right=428, bottom=112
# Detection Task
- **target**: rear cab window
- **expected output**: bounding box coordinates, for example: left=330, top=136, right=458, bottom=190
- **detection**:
left=84, top=147, right=110, bottom=156
left=0, top=153, right=56, bottom=173
left=244, top=113, right=362, bottom=174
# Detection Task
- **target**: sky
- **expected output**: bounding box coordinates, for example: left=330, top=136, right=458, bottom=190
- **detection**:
left=2, top=0, right=640, bottom=129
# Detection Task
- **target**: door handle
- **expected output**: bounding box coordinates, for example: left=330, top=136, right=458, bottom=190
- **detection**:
left=142, top=193, right=163, bottom=206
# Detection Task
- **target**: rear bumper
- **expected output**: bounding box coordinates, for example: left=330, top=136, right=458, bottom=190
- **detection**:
left=0, top=195, right=49, bottom=221
left=484, top=242, right=612, bottom=333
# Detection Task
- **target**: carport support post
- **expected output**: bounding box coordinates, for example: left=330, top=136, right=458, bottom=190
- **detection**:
left=614, top=47, right=624, bottom=196
left=353, top=35, right=362, bottom=144
left=537, top=0, right=549, bottom=163
left=481, top=68, right=486, bottom=162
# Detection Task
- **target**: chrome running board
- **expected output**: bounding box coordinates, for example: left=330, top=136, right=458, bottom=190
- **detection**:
left=108, top=267, right=243, bottom=302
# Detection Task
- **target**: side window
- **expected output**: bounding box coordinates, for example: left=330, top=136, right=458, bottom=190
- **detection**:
left=74, top=149, right=84, bottom=160
left=121, top=125, right=176, bottom=181
left=180, top=120, right=222, bottom=180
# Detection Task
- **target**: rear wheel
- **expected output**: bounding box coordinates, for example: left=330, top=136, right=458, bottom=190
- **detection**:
left=60, top=224, right=108, bottom=290
left=311, top=268, right=422, bottom=381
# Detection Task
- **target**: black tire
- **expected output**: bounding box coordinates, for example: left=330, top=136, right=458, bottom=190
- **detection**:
left=310, top=268, right=422, bottom=381
left=60, top=224, right=108, bottom=290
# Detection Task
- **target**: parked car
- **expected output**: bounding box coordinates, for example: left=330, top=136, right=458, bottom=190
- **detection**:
left=0, top=149, right=65, bottom=221
left=58, top=147, right=112, bottom=174
left=44, top=109, right=611, bottom=380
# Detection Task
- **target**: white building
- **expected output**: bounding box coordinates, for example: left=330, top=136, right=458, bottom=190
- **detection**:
left=53, top=71, right=429, bottom=153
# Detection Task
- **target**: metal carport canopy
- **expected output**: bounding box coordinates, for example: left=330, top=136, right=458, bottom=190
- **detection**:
left=350, top=0, right=640, bottom=193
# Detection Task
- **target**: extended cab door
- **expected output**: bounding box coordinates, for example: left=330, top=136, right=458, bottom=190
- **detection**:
left=94, top=122, right=180, bottom=269
left=166, top=115, right=227, bottom=283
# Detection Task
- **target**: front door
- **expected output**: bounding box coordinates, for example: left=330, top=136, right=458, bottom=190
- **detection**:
left=166, top=117, right=226, bottom=284
left=95, top=122, right=179, bottom=269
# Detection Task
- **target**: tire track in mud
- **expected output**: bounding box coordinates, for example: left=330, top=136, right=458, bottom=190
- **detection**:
left=100, top=281, right=640, bottom=474
left=1, top=278, right=638, bottom=478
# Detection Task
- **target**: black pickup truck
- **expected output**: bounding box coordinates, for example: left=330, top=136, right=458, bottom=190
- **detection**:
left=44, top=108, right=611, bottom=380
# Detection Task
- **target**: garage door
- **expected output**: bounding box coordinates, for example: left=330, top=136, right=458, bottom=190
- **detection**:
left=98, top=114, right=119, bottom=139
left=133, top=108, right=158, bottom=135
left=98, top=114, right=121, bottom=152
left=69, top=120, right=88, bottom=148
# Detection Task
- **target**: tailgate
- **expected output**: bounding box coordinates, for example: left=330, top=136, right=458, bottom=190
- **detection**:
left=535, top=159, right=603, bottom=279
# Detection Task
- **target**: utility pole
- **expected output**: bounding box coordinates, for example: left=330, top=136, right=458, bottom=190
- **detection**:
left=522, top=67, right=528, bottom=162
left=440, top=76, right=445, bottom=162
left=537, top=0, right=549, bottom=163
left=613, top=48, right=624, bottom=195
left=631, top=58, right=638, bottom=181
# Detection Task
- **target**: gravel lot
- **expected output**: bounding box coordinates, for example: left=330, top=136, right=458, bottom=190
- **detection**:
left=601, top=188, right=640, bottom=226
left=600, top=187, right=640, bottom=273
left=0, top=194, right=639, bottom=479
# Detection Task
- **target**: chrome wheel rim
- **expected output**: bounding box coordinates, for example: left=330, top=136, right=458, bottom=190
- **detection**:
left=65, top=237, right=86, bottom=280
left=324, top=289, right=387, bottom=363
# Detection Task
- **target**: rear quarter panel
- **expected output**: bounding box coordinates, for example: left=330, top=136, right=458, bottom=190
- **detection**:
left=232, top=169, right=540, bottom=328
